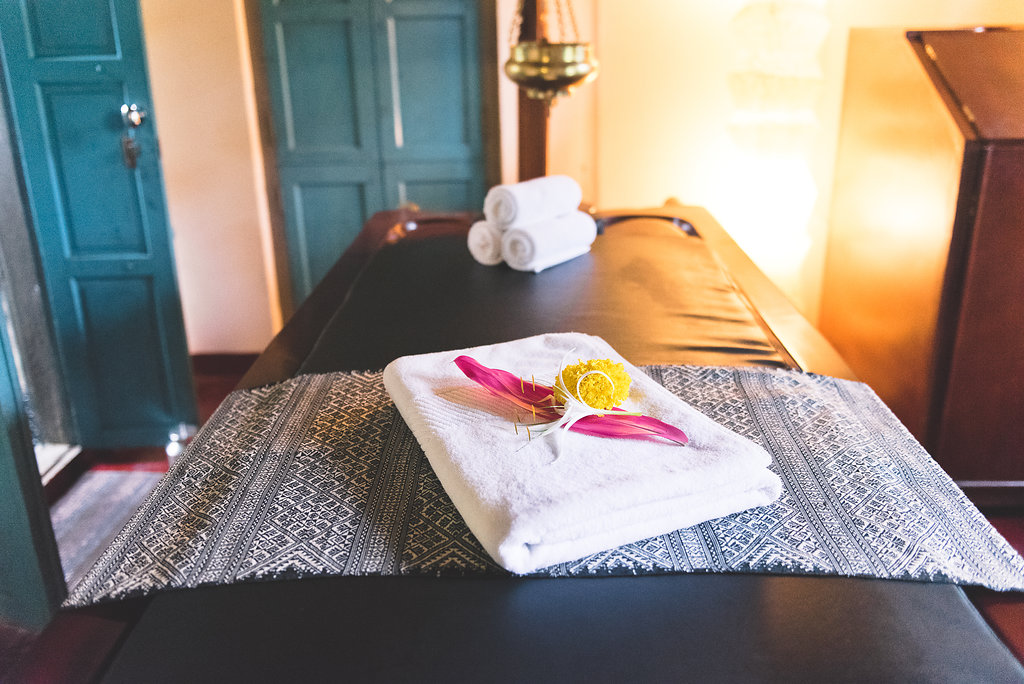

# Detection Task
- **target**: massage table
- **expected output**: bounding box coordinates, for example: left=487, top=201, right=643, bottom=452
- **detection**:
left=19, top=204, right=1024, bottom=682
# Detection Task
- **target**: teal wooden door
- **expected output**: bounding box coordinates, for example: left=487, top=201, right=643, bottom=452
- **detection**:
left=0, top=0, right=197, bottom=448
left=372, top=0, right=483, bottom=210
left=260, top=0, right=484, bottom=303
left=0, top=298, right=64, bottom=629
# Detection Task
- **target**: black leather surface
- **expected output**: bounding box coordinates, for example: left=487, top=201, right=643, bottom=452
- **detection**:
left=102, top=575, right=1023, bottom=683
left=98, top=216, right=1024, bottom=682
left=299, top=220, right=791, bottom=374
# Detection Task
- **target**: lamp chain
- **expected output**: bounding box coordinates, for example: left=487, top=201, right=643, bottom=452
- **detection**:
left=509, top=0, right=525, bottom=46
left=510, top=0, right=580, bottom=45
left=554, top=0, right=580, bottom=43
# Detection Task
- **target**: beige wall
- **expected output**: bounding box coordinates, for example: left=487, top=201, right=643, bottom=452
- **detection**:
left=140, top=0, right=279, bottom=354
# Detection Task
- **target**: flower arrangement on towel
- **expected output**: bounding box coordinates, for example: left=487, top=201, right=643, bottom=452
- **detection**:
left=454, top=355, right=688, bottom=446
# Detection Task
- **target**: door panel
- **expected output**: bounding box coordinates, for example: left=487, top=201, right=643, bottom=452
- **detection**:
left=280, top=166, right=381, bottom=297
left=374, top=1, right=483, bottom=212
left=383, top=160, right=478, bottom=210
left=263, top=0, right=378, bottom=163
left=73, top=275, right=178, bottom=440
left=39, top=83, right=149, bottom=254
left=379, top=3, right=480, bottom=158
left=261, top=0, right=484, bottom=305
left=24, top=0, right=118, bottom=58
left=274, top=19, right=370, bottom=156
left=0, top=0, right=197, bottom=447
left=262, top=0, right=386, bottom=303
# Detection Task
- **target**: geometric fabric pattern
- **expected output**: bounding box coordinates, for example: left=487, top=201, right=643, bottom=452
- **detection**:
left=66, top=366, right=1024, bottom=607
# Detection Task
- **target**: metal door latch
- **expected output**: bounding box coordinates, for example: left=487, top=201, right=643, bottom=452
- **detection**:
left=119, top=103, right=146, bottom=169
left=121, top=134, right=141, bottom=169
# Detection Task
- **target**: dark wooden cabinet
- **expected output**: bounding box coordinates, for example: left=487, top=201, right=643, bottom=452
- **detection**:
left=820, top=28, right=1024, bottom=503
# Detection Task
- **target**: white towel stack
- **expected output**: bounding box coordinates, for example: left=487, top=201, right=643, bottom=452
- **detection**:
left=468, top=175, right=596, bottom=273
left=383, top=332, right=783, bottom=574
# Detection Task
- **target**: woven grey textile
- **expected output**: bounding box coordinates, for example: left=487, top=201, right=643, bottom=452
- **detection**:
left=66, top=366, right=1024, bottom=606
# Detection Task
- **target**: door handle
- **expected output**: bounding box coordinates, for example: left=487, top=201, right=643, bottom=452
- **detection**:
left=120, top=103, right=145, bottom=169
left=121, top=135, right=141, bottom=169
left=120, top=103, right=146, bottom=128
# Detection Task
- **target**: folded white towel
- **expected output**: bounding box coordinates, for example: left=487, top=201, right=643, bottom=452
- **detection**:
left=501, top=211, right=597, bottom=273
left=383, top=332, right=782, bottom=574
left=483, top=175, right=583, bottom=228
left=466, top=220, right=504, bottom=265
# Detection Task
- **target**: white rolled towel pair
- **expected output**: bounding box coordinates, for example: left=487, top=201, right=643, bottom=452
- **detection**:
left=469, top=175, right=594, bottom=271
left=468, top=212, right=598, bottom=272
left=501, top=210, right=597, bottom=273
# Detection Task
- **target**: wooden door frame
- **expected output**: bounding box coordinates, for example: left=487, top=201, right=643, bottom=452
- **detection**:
left=242, top=0, right=295, bottom=321
left=0, top=294, right=65, bottom=629
left=0, top=95, right=66, bottom=626
left=0, top=68, right=74, bottom=449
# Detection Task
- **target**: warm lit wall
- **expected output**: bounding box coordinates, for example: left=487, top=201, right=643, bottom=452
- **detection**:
left=140, top=0, right=278, bottom=354
left=588, top=0, right=1024, bottom=321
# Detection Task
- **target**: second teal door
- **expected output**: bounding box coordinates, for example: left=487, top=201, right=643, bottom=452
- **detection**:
left=260, top=0, right=485, bottom=303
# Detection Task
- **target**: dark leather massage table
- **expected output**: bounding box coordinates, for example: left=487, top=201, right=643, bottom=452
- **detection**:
left=20, top=204, right=1024, bottom=682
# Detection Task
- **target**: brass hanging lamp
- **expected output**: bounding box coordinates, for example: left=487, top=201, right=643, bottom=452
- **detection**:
left=505, top=0, right=599, bottom=102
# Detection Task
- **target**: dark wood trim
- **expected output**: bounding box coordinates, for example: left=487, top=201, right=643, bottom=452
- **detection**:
left=962, top=486, right=1024, bottom=510
left=924, top=139, right=984, bottom=452
left=516, top=0, right=547, bottom=180
left=517, top=92, right=548, bottom=180
left=906, top=31, right=982, bottom=141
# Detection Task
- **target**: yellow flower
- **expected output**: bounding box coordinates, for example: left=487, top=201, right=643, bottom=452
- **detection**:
left=555, top=359, right=631, bottom=410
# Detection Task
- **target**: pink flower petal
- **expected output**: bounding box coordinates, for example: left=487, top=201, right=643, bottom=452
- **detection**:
left=454, top=356, right=688, bottom=446
left=454, top=355, right=560, bottom=419
left=570, top=412, right=689, bottom=445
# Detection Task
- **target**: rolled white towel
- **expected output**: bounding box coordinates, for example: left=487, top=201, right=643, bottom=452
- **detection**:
left=483, top=175, right=583, bottom=228
left=501, top=210, right=597, bottom=273
left=466, top=220, right=504, bottom=265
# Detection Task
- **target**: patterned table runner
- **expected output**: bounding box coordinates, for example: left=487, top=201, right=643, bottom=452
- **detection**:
left=67, top=366, right=1024, bottom=606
